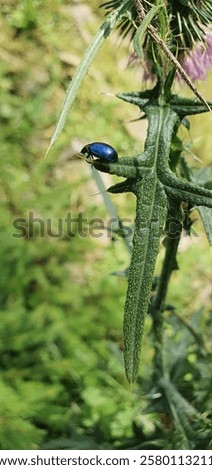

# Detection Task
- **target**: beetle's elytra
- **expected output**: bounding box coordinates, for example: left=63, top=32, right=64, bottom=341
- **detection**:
left=80, top=142, right=118, bottom=163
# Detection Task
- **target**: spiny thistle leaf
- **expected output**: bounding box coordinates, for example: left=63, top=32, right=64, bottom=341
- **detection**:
left=190, top=167, right=212, bottom=245
left=92, top=97, right=212, bottom=382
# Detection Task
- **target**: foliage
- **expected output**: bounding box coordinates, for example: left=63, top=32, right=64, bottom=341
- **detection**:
left=0, top=0, right=211, bottom=451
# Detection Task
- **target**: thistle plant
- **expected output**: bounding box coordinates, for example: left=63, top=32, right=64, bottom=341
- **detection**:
left=47, top=0, right=212, bottom=391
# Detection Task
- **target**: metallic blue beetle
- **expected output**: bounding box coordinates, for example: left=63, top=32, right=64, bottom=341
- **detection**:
left=80, top=142, right=118, bottom=163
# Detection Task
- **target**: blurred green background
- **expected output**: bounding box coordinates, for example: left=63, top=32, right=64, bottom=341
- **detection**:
left=0, top=0, right=211, bottom=450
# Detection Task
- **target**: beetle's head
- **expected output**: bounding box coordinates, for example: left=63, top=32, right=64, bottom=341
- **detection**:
left=72, top=144, right=90, bottom=160
left=80, top=144, right=90, bottom=155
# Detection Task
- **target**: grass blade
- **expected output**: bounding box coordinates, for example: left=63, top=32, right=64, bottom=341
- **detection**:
left=45, top=0, right=131, bottom=157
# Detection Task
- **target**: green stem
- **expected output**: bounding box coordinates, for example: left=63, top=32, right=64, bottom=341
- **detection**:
left=151, top=210, right=182, bottom=382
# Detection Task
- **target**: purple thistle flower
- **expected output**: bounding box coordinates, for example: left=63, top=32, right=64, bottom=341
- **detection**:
left=129, top=31, right=212, bottom=83
left=178, top=32, right=212, bottom=81
left=128, top=53, right=155, bottom=82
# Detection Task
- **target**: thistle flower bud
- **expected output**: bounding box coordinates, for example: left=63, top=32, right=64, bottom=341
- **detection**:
left=125, top=3, right=212, bottom=82
left=170, top=0, right=212, bottom=50
left=102, top=1, right=212, bottom=48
